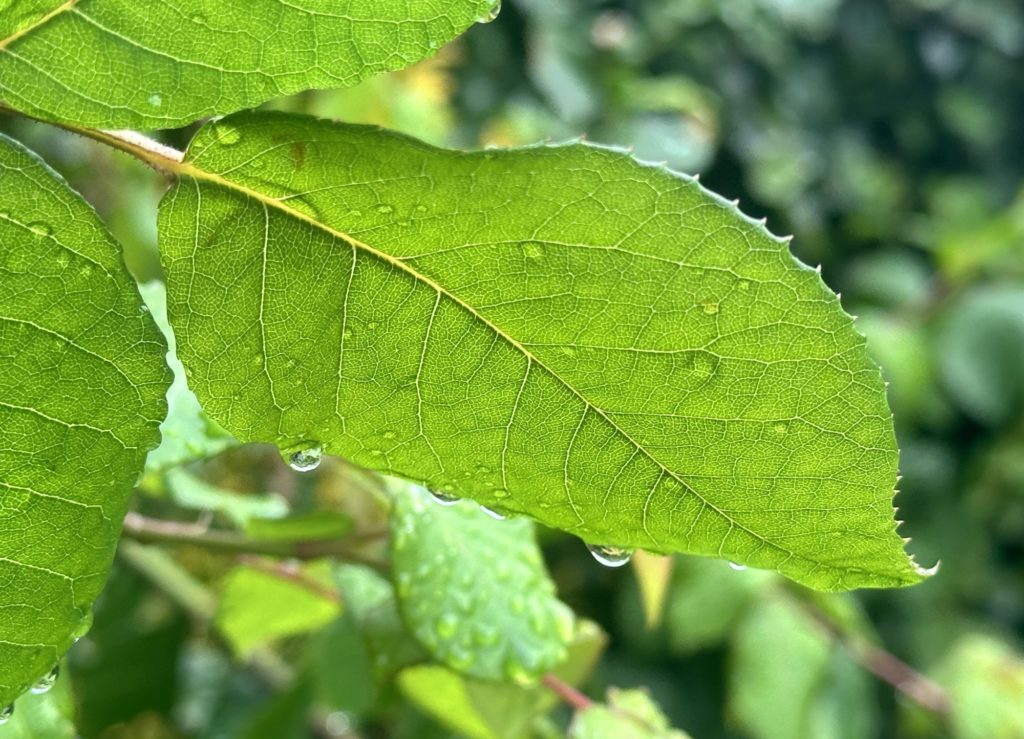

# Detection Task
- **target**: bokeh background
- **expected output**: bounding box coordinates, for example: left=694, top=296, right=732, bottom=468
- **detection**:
left=2, top=0, right=1023, bottom=737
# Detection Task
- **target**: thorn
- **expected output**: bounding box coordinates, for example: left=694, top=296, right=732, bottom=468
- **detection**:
left=782, top=234, right=794, bottom=242
left=731, top=198, right=740, bottom=207
left=758, top=217, right=768, bottom=226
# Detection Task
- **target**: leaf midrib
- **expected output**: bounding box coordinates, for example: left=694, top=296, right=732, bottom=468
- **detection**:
left=0, top=0, right=78, bottom=52
left=169, top=156, right=863, bottom=578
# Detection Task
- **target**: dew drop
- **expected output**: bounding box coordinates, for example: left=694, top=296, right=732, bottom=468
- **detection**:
left=147, top=93, right=163, bottom=107
left=72, top=609, right=94, bottom=641
left=481, top=505, right=506, bottom=520
left=218, top=125, right=242, bottom=146
left=27, top=222, right=51, bottom=237
left=30, top=664, right=59, bottom=695
left=286, top=445, right=322, bottom=472
left=429, top=488, right=460, bottom=506
left=436, top=613, right=458, bottom=640
left=702, top=301, right=719, bottom=315
left=586, top=543, right=634, bottom=567
left=0, top=704, right=12, bottom=725
left=728, top=561, right=747, bottom=571
left=476, top=0, right=501, bottom=24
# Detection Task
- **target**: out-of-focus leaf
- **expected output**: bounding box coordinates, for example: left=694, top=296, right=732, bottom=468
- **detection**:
left=0, top=662, right=75, bottom=739
left=632, top=551, right=674, bottom=629
left=391, top=485, right=574, bottom=682
left=309, top=613, right=376, bottom=715
left=334, top=564, right=429, bottom=680
left=937, top=634, right=1024, bottom=739
left=665, top=557, right=773, bottom=653
left=0, top=0, right=500, bottom=128
left=398, top=619, right=606, bottom=739
left=938, top=286, right=1024, bottom=425
left=139, top=281, right=235, bottom=475
left=215, top=564, right=340, bottom=658
left=728, top=597, right=875, bottom=739
left=163, top=467, right=287, bottom=528
left=0, top=135, right=169, bottom=706
left=159, top=110, right=925, bottom=591
left=245, top=511, right=352, bottom=542
left=569, top=687, right=691, bottom=739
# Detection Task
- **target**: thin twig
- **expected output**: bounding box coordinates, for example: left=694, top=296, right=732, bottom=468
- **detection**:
left=542, top=673, right=593, bottom=710
left=122, top=512, right=389, bottom=573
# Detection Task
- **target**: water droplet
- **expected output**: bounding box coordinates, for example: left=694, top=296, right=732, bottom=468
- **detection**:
left=504, top=654, right=533, bottom=685
left=481, top=505, right=506, bottom=520
left=436, top=613, right=458, bottom=640
left=189, top=13, right=206, bottom=24
left=148, top=93, right=162, bottom=107
left=415, top=204, right=428, bottom=214
left=30, top=664, right=59, bottom=694
left=286, top=445, right=322, bottom=472
left=27, top=222, right=51, bottom=237
left=0, top=704, right=13, bottom=725
left=522, top=241, right=543, bottom=259
left=72, top=609, right=94, bottom=640
left=702, top=301, right=719, bottom=315
left=375, top=203, right=394, bottom=214
left=477, top=1, right=501, bottom=24
left=728, top=561, right=747, bottom=571
left=429, top=488, right=460, bottom=506
left=473, top=623, right=499, bottom=646
left=218, top=125, right=242, bottom=146
left=586, top=543, right=634, bottom=567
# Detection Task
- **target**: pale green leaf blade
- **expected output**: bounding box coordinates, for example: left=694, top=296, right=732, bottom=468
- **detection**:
left=570, top=688, right=692, bottom=739
left=158, top=111, right=925, bottom=591
left=937, top=634, right=1024, bottom=739
left=0, top=0, right=498, bottom=128
left=0, top=135, right=169, bottom=707
left=390, top=484, right=575, bottom=682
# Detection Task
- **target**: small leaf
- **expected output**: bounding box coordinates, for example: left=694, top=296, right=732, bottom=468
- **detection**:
left=159, top=111, right=924, bottom=591
left=937, top=634, right=1024, bottom=739
left=215, top=564, right=340, bottom=657
left=0, top=0, right=499, bottom=128
left=245, top=511, right=352, bottom=542
left=0, top=135, right=169, bottom=706
left=164, top=467, right=288, bottom=528
left=390, top=484, right=574, bottom=682
left=570, top=687, right=691, bottom=739
left=398, top=620, right=606, bottom=739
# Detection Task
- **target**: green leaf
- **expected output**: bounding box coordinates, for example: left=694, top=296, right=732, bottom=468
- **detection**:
left=570, top=687, right=691, bottom=739
left=245, top=510, right=352, bottom=542
left=138, top=280, right=235, bottom=476
left=162, top=467, right=288, bottom=528
left=390, top=484, right=574, bottom=682
left=728, top=598, right=875, bottom=739
left=0, top=0, right=499, bottom=128
left=215, top=563, right=340, bottom=657
left=398, top=619, right=606, bottom=739
left=0, top=135, right=168, bottom=707
left=937, top=634, right=1024, bottom=739
left=158, top=110, right=925, bottom=591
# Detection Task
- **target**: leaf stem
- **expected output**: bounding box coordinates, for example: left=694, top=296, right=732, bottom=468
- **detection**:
left=542, top=673, right=593, bottom=711
left=122, top=511, right=389, bottom=573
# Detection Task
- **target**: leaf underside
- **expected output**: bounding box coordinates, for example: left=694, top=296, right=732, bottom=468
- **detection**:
left=0, top=0, right=497, bottom=128
left=159, top=111, right=925, bottom=591
left=0, top=135, right=168, bottom=705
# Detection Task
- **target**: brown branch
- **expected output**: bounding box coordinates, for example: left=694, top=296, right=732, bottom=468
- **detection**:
left=542, top=673, right=593, bottom=711
left=122, top=512, right=389, bottom=573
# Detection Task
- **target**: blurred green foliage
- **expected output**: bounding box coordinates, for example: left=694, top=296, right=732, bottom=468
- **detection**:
left=2, top=0, right=1022, bottom=736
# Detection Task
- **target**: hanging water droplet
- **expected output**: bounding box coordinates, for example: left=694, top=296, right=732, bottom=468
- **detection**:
left=286, top=444, right=322, bottom=472
left=586, top=543, right=634, bottom=567
left=728, top=561, right=747, bottom=571
left=476, top=0, right=501, bottom=24
left=481, top=505, right=506, bottom=520
left=30, top=664, right=59, bottom=694
left=0, top=704, right=13, bottom=725
left=429, top=488, right=460, bottom=506
left=147, top=93, right=163, bottom=107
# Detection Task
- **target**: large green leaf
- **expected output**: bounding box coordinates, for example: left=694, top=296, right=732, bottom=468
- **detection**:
left=158, top=111, right=926, bottom=591
left=0, top=135, right=168, bottom=706
left=0, top=0, right=498, bottom=128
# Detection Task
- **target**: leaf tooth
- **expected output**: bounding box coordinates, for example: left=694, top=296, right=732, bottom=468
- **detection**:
left=730, top=198, right=740, bottom=207
left=815, top=263, right=822, bottom=274
left=692, top=173, right=701, bottom=181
